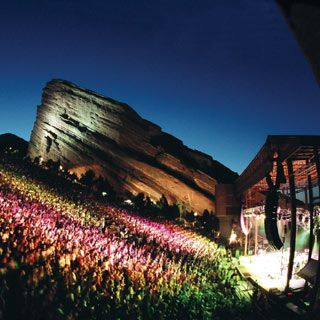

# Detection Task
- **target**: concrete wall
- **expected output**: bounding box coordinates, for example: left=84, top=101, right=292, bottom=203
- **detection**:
left=215, top=184, right=240, bottom=238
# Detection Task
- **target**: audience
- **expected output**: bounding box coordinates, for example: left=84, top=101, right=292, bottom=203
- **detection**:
left=0, top=164, right=248, bottom=319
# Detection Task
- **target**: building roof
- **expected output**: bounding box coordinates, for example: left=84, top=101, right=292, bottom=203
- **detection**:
left=235, top=135, right=320, bottom=195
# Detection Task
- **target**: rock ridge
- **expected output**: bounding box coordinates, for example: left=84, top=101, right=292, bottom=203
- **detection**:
left=28, top=79, right=237, bottom=213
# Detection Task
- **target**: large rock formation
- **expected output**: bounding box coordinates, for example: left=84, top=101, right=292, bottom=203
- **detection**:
left=0, top=133, right=28, bottom=157
left=277, top=0, right=320, bottom=84
left=28, top=79, right=237, bottom=213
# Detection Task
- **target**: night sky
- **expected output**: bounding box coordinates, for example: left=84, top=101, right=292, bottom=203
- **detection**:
left=1, top=0, right=319, bottom=174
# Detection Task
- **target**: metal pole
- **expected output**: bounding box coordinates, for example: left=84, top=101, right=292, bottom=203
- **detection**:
left=255, top=216, right=258, bottom=255
left=285, top=159, right=297, bottom=292
left=245, top=194, right=249, bottom=256
left=307, top=168, right=314, bottom=262
left=311, top=147, right=320, bottom=315
left=244, top=231, right=248, bottom=256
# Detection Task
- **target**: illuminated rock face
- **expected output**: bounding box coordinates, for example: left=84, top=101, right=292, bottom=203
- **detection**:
left=28, top=79, right=237, bottom=213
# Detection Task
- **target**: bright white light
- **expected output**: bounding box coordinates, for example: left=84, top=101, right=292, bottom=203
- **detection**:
left=229, top=230, right=237, bottom=244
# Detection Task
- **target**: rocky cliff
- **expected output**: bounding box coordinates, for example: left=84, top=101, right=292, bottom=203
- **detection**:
left=277, top=0, right=320, bottom=84
left=28, top=79, right=237, bottom=213
left=0, top=133, right=28, bottom=157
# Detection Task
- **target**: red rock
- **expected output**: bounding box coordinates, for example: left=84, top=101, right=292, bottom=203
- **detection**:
left=28, top=79, right=237, bottom=213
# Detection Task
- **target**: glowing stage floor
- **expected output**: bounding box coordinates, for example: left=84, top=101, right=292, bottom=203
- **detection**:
left=238, top=251, right=308, bottom=292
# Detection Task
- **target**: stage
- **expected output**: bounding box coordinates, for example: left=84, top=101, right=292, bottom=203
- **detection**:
left=238, top=250, right=309, bottom=292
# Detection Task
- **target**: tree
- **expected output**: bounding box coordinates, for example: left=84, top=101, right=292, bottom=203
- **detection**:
left=177, top=202, right=187, bottom=219
left=144, top=196, right=154, bottom=213
left=203, top=209, right=210, bottom=220
left=80, top=169, right=96, bottom=187
left=133, top=192, right=145, bottom=211
left=95, top=176, right=111, bottom=192
left=211, top=214, right=220, bottom=232
left=106, top=186, right=117, bottom=203
left=168, top=203, right=180, bottom=220
left=158, top=194, right=169, bottom=210
left=186, top=211, right=195, bottom=223
left=69, top=172, right=78, bottom=182
left=45, top=159, right=60, bottom=174
left=33, top=156, right=40, bottom=165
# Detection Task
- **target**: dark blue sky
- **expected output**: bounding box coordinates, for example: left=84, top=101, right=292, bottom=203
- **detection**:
left=1, top=0, right=319, bottom=173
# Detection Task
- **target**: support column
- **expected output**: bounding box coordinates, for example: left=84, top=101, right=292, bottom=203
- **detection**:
left=285, top=159, right=297, bottom=292
left=244, top=223, right=248, bottom=255
left=311, top=147, right=320, bottom=314
left=307, top=167, right=314, bottom=262
left=254, top=216, right=258, bottom=255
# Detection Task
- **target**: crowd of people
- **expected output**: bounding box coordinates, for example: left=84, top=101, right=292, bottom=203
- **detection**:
left=0, top=164, right=250, bottom=319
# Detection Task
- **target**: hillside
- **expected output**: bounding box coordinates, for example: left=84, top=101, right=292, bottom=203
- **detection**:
left=0, top=163, right=248, bottom=319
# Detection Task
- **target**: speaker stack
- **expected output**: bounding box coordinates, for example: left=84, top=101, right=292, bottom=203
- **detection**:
left=264, top=189, right=283, bottom=250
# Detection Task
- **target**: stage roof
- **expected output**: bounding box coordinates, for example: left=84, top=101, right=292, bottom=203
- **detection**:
left=235, top=135, right=320, bottom=195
